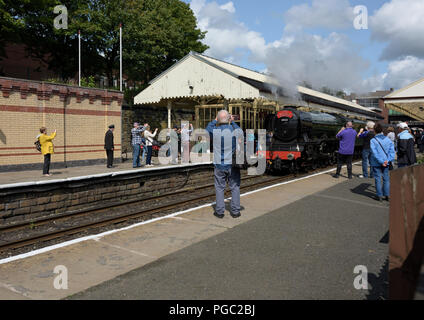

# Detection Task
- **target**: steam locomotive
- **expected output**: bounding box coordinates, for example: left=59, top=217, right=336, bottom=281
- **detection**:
left=262, top=107, right=365, bottom=172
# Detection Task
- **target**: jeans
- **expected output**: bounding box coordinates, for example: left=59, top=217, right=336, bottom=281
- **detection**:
left=372, top=166, right=390, bottom=198
left=141, top=145, right=146, bottom=164
left=214, top=167, right=241, bottom=215
left=132, top=144, right=141, bottom=167
left=362, top=149, right=373, bottom=178
left=336, top=153, right=353, bottom=177
left=43, top=154, right=51, bottom=174
left=182, top=141, right=190, bottom=163
left=146, top=146, right=153, bottom=165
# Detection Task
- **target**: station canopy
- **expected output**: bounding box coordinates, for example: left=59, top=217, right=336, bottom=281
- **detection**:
left=384, top=77, right=424, bottom=122
left=134, top=52, right=382, bottom=120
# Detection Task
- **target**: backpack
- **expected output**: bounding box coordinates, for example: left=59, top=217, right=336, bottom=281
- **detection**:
left=34, top=138, right=41, bottom=152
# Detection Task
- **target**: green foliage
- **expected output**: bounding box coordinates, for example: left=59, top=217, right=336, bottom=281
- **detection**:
left=2, top=0, right=208, bottom=87
left=80, top=75, right=96, bottom=87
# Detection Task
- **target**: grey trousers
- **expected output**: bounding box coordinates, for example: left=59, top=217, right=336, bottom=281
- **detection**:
left=214, top=167, right=241, bottom=215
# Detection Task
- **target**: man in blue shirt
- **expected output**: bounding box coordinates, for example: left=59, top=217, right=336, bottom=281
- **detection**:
left=334, top=121, right=357, bottom=179
left=206, top=110, right=242, bottom=219
left=370, top=123, right=395, bottom=201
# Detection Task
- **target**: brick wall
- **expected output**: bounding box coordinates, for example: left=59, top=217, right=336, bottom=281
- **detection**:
left=379, top=98, right=389, bottom=124
left=0, top=164, right=213, bottom=224
left=0, top=77, right=123, bottom=171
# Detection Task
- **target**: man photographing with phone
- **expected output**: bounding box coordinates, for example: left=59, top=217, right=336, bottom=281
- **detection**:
left=334, top=121, right=357, bottom=179
left=206, top=110, right=242, bottom=219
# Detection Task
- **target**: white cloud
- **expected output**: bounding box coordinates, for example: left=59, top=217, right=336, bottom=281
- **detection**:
left=190, top=0, right=424, bottom=94
left=219, top=1, right=235, bottom=13
left=363, top=56, right=424, bottom=91
left=370, top=0, right=424, bottom=60
left=190, top=0, right=267, bottom=62
left=190, top=0, right=370, bottom=94
left=284, top=0, right=355, bottom=32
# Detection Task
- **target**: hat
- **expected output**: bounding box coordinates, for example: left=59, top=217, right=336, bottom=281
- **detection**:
left=398, top=122, right=408, bottom=129
left=109, top=124, right=115, bottom=129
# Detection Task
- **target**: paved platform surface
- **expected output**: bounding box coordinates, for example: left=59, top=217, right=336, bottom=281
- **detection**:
left=0, top=157, right=212, bottom=187
left=0, top=164, right=389, bottom=300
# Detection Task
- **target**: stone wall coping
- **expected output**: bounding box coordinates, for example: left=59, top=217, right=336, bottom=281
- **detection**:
left=0, top=162, right=213, bottom=191
left=0, top=76, right=123, bottom=105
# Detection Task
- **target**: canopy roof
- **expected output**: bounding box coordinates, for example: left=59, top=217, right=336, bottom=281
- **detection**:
left=384, top=78, right=424, bottom=121
left=134, top=52, right=382, bottom=119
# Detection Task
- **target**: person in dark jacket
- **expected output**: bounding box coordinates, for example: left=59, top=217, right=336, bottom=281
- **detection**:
left=104, top=124, right=115, bottom=168
left=334, top=121, right=357, bottom=179
left=397, top=123, right=417, bottom=168
left=420, top=130, right=424, bottom=153
left=415, top=129, right=423, bottom=153
left=357, top=121, right=375, bottom=178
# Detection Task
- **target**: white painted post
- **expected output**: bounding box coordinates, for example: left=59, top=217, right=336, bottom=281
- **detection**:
left=167, top=100, right=172, bottom=129
left=78, top=30, right=81, bottom=87
left=119, top=23, right=123, bottom=92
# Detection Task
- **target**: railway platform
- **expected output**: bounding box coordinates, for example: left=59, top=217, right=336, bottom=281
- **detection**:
left=0, top=163, right=390, bottom=300
left=0, top=156, right=212, bottom=188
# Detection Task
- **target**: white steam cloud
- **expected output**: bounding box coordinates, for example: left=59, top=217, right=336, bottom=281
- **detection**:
left=191, top=0, right=424, bottom=96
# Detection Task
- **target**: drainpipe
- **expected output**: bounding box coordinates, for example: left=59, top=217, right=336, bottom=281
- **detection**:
left=63, top=88, right=68, bottom=168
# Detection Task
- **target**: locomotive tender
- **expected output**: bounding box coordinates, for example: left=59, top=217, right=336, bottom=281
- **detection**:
left=262, top=107, right=366, bottom=172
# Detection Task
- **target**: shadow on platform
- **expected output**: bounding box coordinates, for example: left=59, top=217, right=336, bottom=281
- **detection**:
left=211, top=203, right=246, bottom=214
left=366, top=258, right=389, bottom=300
left=350, top=183, right=376, bottom=199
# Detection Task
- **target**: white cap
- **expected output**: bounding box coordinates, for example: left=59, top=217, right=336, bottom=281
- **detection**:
left=398, top=122, right=408, bottom=129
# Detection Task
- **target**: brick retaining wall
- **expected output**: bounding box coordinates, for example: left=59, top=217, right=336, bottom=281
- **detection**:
left=0, top=164, right=213, bottom=225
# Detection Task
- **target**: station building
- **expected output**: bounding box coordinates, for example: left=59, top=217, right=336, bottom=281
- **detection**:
left=0, top=52, right=385, bottom=171
left=383, top=77, right=424, bottom=128
left=134, top=52, right=382, bottom=132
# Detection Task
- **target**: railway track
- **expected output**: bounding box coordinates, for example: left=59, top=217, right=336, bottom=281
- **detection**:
left=0, top=165, right=337, bottom=257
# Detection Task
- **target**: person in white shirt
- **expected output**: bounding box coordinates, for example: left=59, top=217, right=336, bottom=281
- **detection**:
left=144, top=125, right=158, bottom=166
left=181, top=123, right=193, bottom=163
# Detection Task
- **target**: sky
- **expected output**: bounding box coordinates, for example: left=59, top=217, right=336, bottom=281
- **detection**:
left=183, top=0, right=424, bottom=94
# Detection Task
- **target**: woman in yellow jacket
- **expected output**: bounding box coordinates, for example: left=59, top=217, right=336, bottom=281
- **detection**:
left=38, top=127, right=57, bottom=176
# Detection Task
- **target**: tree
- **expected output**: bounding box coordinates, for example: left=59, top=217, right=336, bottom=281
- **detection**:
left=70, top=0, right=208, bottom=86
left=1, top=0, right=208, bottom=85
left=1, top=0, right=100, bottom=79
left=0, top=0, right=27, bottom=60
left=122, top=0, right=208, bottom=84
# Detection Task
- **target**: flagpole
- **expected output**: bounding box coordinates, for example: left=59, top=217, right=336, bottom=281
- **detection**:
left=119, top=23, right=123, bottom=92
left=78, top=30, right=81, bottom=86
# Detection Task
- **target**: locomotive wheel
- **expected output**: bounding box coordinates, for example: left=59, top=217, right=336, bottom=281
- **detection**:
left=328, top=153, right=336, bottom=165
